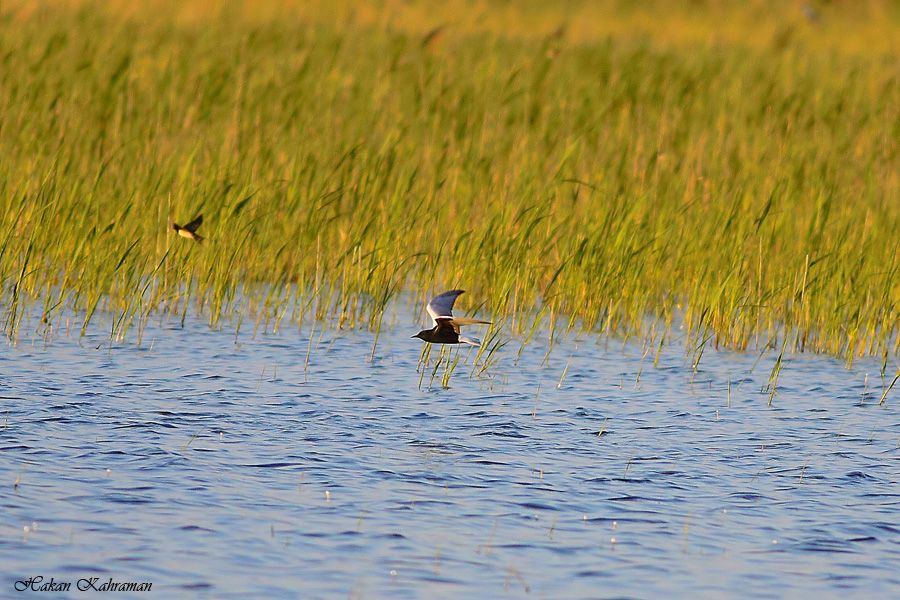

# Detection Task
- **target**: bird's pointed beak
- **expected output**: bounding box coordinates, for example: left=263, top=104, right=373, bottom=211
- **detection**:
left=410, top=334, right=418, bottom=338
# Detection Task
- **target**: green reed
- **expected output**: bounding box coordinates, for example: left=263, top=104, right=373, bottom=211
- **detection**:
left=0, top=0, right=897, bottom=371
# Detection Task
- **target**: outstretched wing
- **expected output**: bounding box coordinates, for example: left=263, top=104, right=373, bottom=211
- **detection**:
left=434, top=317, right=459, bottom=335
left=448, top=317, right=491, bottom=326
left=183, top=214, right=203, bottom=233
left=426, top=289, right=465, bottom=326
left=435, top=316, right=491, bottom=335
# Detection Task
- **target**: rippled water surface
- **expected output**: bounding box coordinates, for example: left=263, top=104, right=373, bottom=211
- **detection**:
left=2, top=314, right=898, bottom=598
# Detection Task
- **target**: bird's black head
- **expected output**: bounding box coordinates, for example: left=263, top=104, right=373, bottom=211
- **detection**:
left=412, top=330, right=428, bottom=340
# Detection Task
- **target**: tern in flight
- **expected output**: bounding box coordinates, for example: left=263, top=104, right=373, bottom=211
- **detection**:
left=412, top=290, right=491, bottom=347
left=170, top=214, right=204, bottom=243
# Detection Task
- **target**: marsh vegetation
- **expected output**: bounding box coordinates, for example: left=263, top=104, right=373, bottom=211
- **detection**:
left=1, top=0, right=897, bottom=374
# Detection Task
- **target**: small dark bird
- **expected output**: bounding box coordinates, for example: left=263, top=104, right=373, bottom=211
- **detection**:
left=170, top=214, right=204, bottom=242
left=412, top=290, right=491, bottom=347
left=421, top=24, right=447, bottom=50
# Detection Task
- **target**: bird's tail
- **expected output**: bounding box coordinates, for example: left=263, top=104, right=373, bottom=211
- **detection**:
left=459, top=336, right=481, bottom=347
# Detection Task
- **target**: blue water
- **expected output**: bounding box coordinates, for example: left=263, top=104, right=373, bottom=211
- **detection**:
left=1, top=313, right=898, bottom=598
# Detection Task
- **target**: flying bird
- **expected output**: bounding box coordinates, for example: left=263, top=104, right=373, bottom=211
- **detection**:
left=170, top=214, right=204, bottom=243
left=412, top=290, right=491, bottom=347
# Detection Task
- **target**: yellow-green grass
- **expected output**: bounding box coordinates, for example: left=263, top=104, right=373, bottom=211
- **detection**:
left=1, top=0, right=897, bottom=366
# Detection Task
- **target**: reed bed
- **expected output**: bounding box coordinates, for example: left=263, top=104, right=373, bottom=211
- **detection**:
left=1, top=0, right=897, bottom=366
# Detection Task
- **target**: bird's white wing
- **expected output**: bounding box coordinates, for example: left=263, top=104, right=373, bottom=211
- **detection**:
left=426, top=289, right=465, bottom=325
